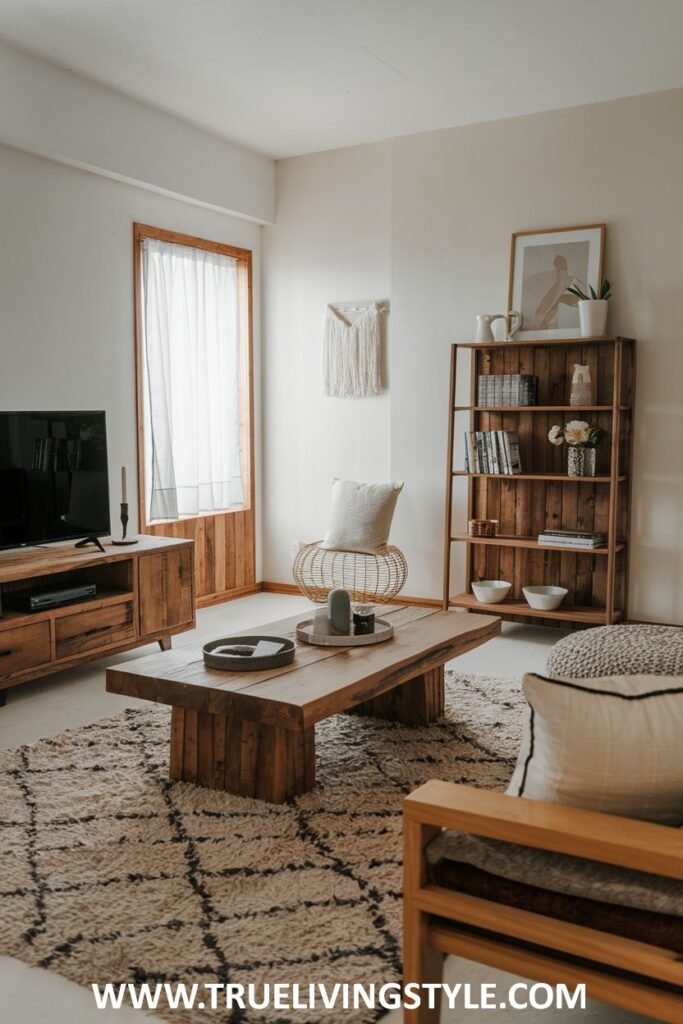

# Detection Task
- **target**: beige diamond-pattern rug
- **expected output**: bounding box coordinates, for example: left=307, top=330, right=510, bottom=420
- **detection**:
left=0, top=671, right=524, bottom=1023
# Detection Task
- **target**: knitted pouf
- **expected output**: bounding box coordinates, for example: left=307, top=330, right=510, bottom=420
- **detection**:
left=546, top=624, right=683, bottom=680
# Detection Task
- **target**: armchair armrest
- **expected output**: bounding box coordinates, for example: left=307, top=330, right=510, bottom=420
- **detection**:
left=404, top=781, right=683, bottom=879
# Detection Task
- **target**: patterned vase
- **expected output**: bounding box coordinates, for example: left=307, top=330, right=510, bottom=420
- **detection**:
left=567, top=446, right=596, bottom=477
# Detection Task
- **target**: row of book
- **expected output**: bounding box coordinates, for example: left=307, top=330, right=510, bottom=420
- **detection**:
left=464, top=430, right=522, bottom=475
left=477, top=374, right=538, bottom=407
left=538, top=529, right=607, bottom=549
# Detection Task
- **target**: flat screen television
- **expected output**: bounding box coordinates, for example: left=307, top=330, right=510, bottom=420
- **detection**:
left=0, top=411, right=110, bottom=550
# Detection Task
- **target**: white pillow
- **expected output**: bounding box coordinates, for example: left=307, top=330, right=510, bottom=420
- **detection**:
left=507, top=672, right=683, bottom=826
left=320, top=478, right=404, bottom=555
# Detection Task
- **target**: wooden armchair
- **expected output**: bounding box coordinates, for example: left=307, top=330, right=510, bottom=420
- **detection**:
left=403, top=781, right=683, bottom=1023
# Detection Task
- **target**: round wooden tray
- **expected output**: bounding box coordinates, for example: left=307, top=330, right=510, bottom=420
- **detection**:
left=202, top=636, right=295, bottom=671
left=295, top=618, right=394, bottom=647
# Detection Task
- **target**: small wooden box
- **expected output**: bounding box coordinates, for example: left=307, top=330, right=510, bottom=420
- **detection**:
left=468, top=519, right=498, bottom=538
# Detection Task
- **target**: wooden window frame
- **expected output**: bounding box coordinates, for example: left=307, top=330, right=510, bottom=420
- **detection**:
left=133, top=223, right=254, bottom=531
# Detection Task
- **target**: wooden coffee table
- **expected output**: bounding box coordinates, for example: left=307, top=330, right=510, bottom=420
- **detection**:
left=106, top=605, right=499, bottom=803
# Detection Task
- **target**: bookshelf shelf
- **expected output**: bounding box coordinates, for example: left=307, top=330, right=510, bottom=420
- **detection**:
left=452, top=472, right=626, bottom=482
left=443, top=336, right=636, bottom=627
left=450, top=535, right=626, bottom=556
left=454, top=405, right=630, bottom=413
left=449, top=592, right=623, bottom=625
left=456, top=336, right=633, bottom=350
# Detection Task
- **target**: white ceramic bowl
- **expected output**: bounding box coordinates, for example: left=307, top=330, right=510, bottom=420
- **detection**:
left=471, top=580, right=511, bottom=604
left=522, top=585, right=568, bottom=611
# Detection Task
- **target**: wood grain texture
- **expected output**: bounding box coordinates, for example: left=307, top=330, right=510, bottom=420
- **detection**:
left=405, top=781, right=683, bottom=877
left=445, top=337, right=635, bottom=627
left=403, top=779, right=683, bottom=1024
left=403, top=813, right=445, bottom=1023
left=417, top=886, right=683, bottom=988
left=0, top=620, right=51, bottom=680
left=169, top=706, right=316, bottom=803
left=138, top=547, right=194, bottom=635
left=428, top=925, right=683, bottom=1024
left=55, top=601, right=135, bottom=660
left=353, top=666, right=445, bottom=725
left=449, top=592, right=621, bottom=624
left=106, top=607, right=500, bottom=730
left=0, top=535, right=195, bottom=692
left=108, top=607, right=499, bottom=802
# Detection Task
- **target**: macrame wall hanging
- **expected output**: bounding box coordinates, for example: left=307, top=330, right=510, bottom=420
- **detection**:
left=323, top=301, right=385, bottom=397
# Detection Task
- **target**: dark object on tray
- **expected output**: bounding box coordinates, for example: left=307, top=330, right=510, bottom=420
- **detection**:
left=202, top=636, right=295, bottom=672
left=353, top=607, right=375, bottom=635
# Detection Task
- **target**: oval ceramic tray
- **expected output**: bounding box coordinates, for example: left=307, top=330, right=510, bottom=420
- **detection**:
left=295, top=618, right=394, bottom=647
left=202, top=635, right=295, bottom=671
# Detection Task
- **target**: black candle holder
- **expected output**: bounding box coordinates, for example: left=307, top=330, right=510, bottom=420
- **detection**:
left=111, top=501, right=138, bottom=546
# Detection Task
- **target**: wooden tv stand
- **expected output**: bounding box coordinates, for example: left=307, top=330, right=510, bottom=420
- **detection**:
left=0, top=535, right=195, bottom=704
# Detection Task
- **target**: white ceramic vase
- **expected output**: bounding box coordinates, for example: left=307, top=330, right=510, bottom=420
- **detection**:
left=578, top=299, right=608, bottom=338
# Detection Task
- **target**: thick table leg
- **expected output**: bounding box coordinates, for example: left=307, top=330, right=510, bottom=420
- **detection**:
left=353, top=666, right=445, bottom=726
left=169, top=707, right=315, bottom=803
left=158, top=636, right=172, bottom=652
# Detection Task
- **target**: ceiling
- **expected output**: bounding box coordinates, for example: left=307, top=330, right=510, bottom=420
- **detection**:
left=2, top=0, right=683, bottom=159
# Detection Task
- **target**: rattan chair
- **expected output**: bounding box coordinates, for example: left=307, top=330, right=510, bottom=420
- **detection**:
left=292, top=541, right=408, bottom=604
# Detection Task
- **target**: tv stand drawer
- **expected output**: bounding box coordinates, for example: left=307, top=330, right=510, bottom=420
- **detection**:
left=0, top=621, right=51, bottom=680
left=56, top=601, right=135, bottom=660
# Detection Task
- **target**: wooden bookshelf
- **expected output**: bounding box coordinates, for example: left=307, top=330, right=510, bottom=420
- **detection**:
left=443, top=336, right=636, bottom=627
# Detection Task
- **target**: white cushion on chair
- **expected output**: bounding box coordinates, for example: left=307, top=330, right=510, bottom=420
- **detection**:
left=320, top=478, right=403, bottom=555
left=507, top=672, right=683, bottom=826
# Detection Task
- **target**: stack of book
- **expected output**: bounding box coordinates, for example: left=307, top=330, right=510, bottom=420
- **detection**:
left=477, top=374, right=538, bottom=407
left=464, top=431, right=522, bottom=474
left=538, top=529, right=607, bottom=549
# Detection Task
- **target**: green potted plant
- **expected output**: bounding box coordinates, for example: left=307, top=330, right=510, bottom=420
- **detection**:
left=548, top=419, right=606, bottom=477
left=566, top=278, right=612, bottom=338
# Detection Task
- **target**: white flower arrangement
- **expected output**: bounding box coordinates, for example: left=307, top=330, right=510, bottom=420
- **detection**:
left=547, top=420, right=605, bottom=449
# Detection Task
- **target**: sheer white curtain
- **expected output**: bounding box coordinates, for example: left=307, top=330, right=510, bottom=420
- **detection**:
left=141, top=237, right=244, bottom=522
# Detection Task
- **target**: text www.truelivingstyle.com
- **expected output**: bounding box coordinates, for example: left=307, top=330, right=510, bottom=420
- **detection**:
left=92, top=981, right=587, bottom=1013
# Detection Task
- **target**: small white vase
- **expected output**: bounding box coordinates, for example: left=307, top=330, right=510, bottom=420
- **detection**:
left=578, top=300, right=608, bottom=338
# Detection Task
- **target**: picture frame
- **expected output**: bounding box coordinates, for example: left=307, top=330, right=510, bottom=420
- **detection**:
left=508, top=224, right=605, bottom=340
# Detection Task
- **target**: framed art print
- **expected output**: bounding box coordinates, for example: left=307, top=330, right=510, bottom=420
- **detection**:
left=508, top=224, right=605, bottom=340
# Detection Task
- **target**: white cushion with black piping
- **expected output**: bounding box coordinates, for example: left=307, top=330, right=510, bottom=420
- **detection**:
left=507, top=671, right=683, bottom=826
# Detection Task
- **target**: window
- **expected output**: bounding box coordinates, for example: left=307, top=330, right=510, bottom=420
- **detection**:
left=134, top=225, right=253, bottom=526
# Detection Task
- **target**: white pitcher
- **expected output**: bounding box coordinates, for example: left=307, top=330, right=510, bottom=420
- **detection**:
left=475, top=311, right=523, bottom=343
left=475, top=314, right=506, bottom=343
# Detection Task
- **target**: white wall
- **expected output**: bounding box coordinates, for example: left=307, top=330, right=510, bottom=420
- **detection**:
left=0, top=40, right=274, bottom=223
left=263, top=88, right=683, bottom=623
left=262, top=143, right=392, bottom=575
left=0, top=144, right=264, bottom=576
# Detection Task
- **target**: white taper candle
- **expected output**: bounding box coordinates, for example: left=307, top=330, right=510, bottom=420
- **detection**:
left=121, top=466, right=127, bottom=504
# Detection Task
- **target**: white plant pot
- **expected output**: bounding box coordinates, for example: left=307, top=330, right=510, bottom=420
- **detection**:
left=578, top=299, right=608, bottom=338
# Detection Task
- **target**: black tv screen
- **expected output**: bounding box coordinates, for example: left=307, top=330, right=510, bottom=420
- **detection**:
left=0, top=411, right=110, bottom=550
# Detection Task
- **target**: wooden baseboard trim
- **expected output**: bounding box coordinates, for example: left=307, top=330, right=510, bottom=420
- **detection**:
left=261, top=581, right=300, bottom=596
left=197, top=584, right=261, bottom=609
left=260, top=581, right=441, bottom=608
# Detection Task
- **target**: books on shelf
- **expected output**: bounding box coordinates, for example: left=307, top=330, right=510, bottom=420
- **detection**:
left=538, top=528, right=607, bottom=549
left=477, top=374, right=538, bottom=407
left=464, top=430, right=522, bottom=474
